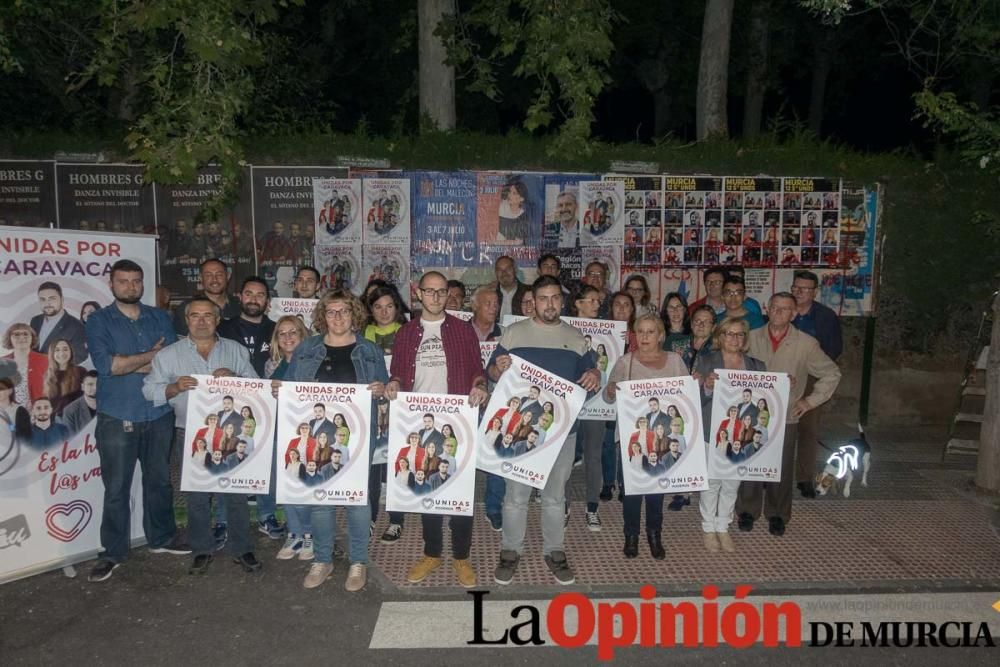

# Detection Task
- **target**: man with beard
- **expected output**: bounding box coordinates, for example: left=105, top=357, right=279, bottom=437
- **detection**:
left=555, top=190, right=579, bottom=249
left=62, top=370, right=98, bottom=436
left=86, top=259, right=187, bottom=583
left=31, top=281, right=88, bottom=362
left=173, top=259, right=241, bottom=337
left=28, top=397, right=69, bottom=449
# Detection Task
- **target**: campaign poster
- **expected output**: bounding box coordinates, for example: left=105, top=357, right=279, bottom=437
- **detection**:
left=562, top=317, right=627, bottom=419
left=410, top=171, right=479, bottom=269
left=0, top=227, right=155, bottom=584
left=155, top=166, right=253, bottom=299
left=475, top=172, right=543, bottom=268
left=363, top=177, right=411, bottom=247
left=500, top=314, right=528, bottom=327
left=313, top=177, right=362, bottom=246
left=722, top=176, right=782, bottom=268
left=781, top=177, right=841, bottom=267
left=314, top=244, right=362, bottom=293
left=581, top=245, right=622, bottom=293
left=362, top=244, right=411, bottom=296
left=477, top=355, right=586, bottom=489
left=0, top=160, right=57, bottom=228
left=267, top=297, right=317, bottom=331
left=275, top=381, right=371, bottom=505
left=252, top=166, right=345, bottom=294
left=55, top=163, right=155, bottom=237
left=479, top=341, right=497, bottom=368
left=180, top=375, right=275, bottom=495
left=615, top=377, right=708, bottom=494
left=541, top=173, right=597, bottom=251
left=707, top=369, right=790, bottom=482
left=579, top=180, right=625, bottom=247
left=812, top=183, right=879, bottom=316
left=665, top=175, right=723, bottom=266
left=386, top=392, right=477, bottom=516
left=607, top=175, right=664, bottom=268
left=447, top=309, right=474, bottom=322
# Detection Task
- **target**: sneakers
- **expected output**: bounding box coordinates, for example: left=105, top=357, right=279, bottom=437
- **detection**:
left=303, top=562, right=333, bottom=589
left=599, top=485, right=613, bottom=501
left=257, top=515, right=285, bottom=540
left=572, top=457, right=583, bottom=468
left=88, top=559, right=120, bottom=582
left=298, top=534, right=315, bottom=561
left=277, top=534, right=303, bottom=560
left=667, top=494, right=690, bottom=511
left=544, top=550, right=575, bottom=585
left=345, top=563, right=367, bottom=591
left=717, top=531, right=736, bottom=552
left=585, top=511, right=602, bottom=532
left=532, top=488, right=542, bottom=504
left=406, top=556, right=443, bottom=583
left=494, top=550, right=520, bottom=585
left=212, top=523, right=228, bottom=551
left=703, top=532, right=720, bottom=553
left=768, top=517, right=786, bottom=536
left=380, top=523, right=402, bottom=543
left=737, top=513, right=755, bottom=532
left=453, top=559, right=477, bottom=588
left=486, top=514, right=502, bottom=532
left=370, top=521, right=375, bottom=538
left=148, top=535, right=191, bottom=555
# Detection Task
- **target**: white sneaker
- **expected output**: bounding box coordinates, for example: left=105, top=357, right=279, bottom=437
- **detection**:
left=298, top=534, right=315, bottom=561
left=585, top=511, right=602, bottom=532
left=303, top=562, right=333, bottom=589
left=276, top=534, right=302, bottom=560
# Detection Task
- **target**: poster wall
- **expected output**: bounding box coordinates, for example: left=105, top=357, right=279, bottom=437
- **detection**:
left=386, top=392, right=477, bottom=516
left=477, top=355, right=586, bottom=489
left=615, top=377, right=708, bottom=495
left=179, top=375, right=275, bottom=495
left=706, top=369, right=790, bottom=482
left=0, top=227, right=155, bottom=584
left=275, top=381, right=371, bottom=505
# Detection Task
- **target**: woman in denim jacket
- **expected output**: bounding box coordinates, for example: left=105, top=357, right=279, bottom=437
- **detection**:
left=283, top=289, right=388, bottom=591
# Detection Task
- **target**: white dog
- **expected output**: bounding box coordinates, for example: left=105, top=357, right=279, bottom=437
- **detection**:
left=814, top=425, right=871, bottom=498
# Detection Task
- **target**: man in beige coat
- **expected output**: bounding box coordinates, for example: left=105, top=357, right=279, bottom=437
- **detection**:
left=737, top=292, right=841, bottom=536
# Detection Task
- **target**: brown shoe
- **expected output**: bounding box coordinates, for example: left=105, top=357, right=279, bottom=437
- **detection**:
left=703, top=532, right=720, bottom=553
left=406, top=556, right=442, bottom=583
left=717, top=532, right=735, bottom=553
left=345, top=563, right=367, bottom=592
left=453, top=559, right=477, bottom=588
left=303, top=562, right=333, bottom=589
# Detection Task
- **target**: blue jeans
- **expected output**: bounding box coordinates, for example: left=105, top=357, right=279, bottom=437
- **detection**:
left=299, top=504, right=369, bottom=565
left=254, top=443, right=278, bottom=521
left=188, top=490, right=251, bottom=556
left=601, top=422, right=617, bottom=488
left=96, top=411, right=177, bottom=562
left=284, top=505, right=313, bottom=536
left=485, top=472, right=506, bottom=519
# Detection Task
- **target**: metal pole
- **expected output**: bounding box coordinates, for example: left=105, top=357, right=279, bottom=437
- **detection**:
left=858, top=315, right=877, bottom=426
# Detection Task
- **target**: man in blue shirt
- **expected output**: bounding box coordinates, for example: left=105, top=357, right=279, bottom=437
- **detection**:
left=790, top=270, right=843, bottom=499
left=86, top=259, right=188, bottom=583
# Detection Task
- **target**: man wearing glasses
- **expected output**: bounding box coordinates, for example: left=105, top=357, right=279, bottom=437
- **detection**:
left=738, top=292, right=840, bottom=537
left=721, top=275, right=766, bottom=330
left=790, top=270, right=843, bottom=499
left=386, top=271, right=488, bottom=587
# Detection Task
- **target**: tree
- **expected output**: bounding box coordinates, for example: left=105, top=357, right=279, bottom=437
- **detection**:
left=696, top=0, right=735, bottom=140
left=419, top=0, right=456, bottom=131
left=742, top=0, right=771, bottom=138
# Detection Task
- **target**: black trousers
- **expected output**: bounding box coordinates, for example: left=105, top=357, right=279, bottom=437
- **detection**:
left=422, top=514, right=473, bottom=559
left=622, top=484, right=664, bottom=537
left=368, top=463, right=404, bottom=525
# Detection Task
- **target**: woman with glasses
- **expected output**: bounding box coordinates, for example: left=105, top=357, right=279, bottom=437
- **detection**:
left=2, top=323, right=48, bottom=406
left=624, top=275, right=656, bottom=318
left=693, top=316, right=766, bottom=554
left=280, top=291, right=389, bottom=591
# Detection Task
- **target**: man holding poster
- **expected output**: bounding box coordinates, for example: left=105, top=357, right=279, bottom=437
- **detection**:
left=386, top=271, right=488, bottom=588
left=487, top=275, right=600, bottom=586
left=86, top=260, right=187, bottom=583
left=737, top=292, right=841, bottom=537
left=143, top=297, right=261, bottom=575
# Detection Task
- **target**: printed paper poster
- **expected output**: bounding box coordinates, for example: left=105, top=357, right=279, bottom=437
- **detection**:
left=410, top=171, right=479, bottom=269
left=275, top=381, right=372, bottom=505
left=314, top=244, right=362, bottom=293
left=314, top=178, right=362, bottom=245
left=579, top=180, right=625, bottom=246
left=180, top=375, right=275, bottom=495
left=475, top=172, right=543, bottom=268
left=615, top=377, right=708, bottom=494
left=362, top=244, right=411, bottom=295
left=386, top=392, right=477, bottom=516
left=363, top=178, right=410, bottom=246
left=707, top=369, right=790, bottom=482
left=267, top=297, right=317, bottom=331
left=479, top=341, right=497, bottom=368
left=477, top=355, right=586, bottom=489
left=562, top=317, right=627, bottom=419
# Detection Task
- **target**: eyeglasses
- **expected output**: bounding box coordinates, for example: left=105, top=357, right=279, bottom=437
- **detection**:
left=723, top=331, right=747, bottom=338
left=585, top=271, right=605, bottom=278
left=692, top=319, right=714, bottom=327
left=420, top=288, right=448, bottom=299
left=325, top=308, right=350, bottom=319
left=723, top=290, right=745, bottom=297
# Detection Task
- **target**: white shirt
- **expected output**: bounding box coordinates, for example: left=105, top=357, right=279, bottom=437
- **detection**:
left=37, top=311, right=66, bottom=349
left=413, top=318, right=447, bottom=394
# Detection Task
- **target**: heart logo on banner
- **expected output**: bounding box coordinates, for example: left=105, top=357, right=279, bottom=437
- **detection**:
left=501, top=462, right=513, bottom=474
left=658, top=477, right=671, bottom=488
left=422, top=497, right=434, bottom=510
left=218, top=477, right=231, bottom=489
left=737, top=466, right=748, bottom=477
left=313, top=489, right=327, bottom=501
left=45, top=501, right=93, bottom=543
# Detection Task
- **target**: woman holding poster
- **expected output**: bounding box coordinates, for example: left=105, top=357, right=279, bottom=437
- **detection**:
left=605, top=313, right=687, bottom=560
left=282, top=289, right=388, bottom=592
left=692, top=316, right=766, bottom=554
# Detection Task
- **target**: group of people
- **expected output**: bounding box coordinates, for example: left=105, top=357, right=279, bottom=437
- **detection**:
left=190, top=399, right=258, bottom=473
left=54, top=245, right=843, bottom=594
